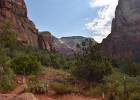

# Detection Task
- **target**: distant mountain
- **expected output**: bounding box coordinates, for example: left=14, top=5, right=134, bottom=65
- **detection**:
left=61, top=36, right=95, bottom=50
left=54, top=36, right=96, bottom=56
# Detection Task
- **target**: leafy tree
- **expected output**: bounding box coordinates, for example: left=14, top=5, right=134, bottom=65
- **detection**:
left=73, top=41, right=112, bottom=82
left=11, top=54, right=43, bottom=75
left=0, top=48, right=15, bottom=93
left=120, top=59, right=140, bottom=77
left=104, top=69, right=140, bottom=100
left=0, top=21, right=17, bottom=48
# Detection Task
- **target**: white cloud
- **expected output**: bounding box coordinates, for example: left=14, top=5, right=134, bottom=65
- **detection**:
left=86, top=0, right=118, bottom=43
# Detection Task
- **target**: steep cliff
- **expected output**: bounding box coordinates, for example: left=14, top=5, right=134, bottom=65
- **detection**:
left=102, top=0, right=140, bottom=62
left=0, top=0, right=38, bottom=47
left=38, top=31, right=55, bottom=51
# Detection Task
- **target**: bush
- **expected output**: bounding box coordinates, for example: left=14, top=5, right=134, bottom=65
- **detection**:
left=24, top=76, right=48, bottom=94
left=11, top=54, right=43, bottom=75
left=32, top=50, right=74, bottom=69
left=49, top=53, right=72, bottom=69
left=0, top=48, right=16, bottom=93
left=121, top=60, right=140, bottom=76
left=0, top=21, right=17, bottom=48
left=0, top=66, right=16, bottom=93
left=73, top=44, right=112, bottom=82
left=73, top=60, right=112, bottom=82
left=104, top=69, right=140, bottom=100
left=86, top=85, right=103, bottom=97
left=129, top=92, right=140, bottom=100
left=50, top=83, right=79, bottom=95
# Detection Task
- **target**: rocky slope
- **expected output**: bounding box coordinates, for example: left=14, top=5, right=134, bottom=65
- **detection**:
left=0, top=0, right=39, bottom=47
left=102, top=0, right=140, bottom=62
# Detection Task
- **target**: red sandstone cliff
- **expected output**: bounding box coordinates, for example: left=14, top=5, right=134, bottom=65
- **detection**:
left=102, top=0, right=140, bottom=62
left=0, top=0, right=38, bottom=47
left=38, top=31, right=55, bottom=52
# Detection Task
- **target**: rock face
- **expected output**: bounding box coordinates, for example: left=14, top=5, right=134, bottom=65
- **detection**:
left=38, top=31, right=55, bottom=51
left=0, top=0, right=38, bottom=47
left=102, top=0, right=140, bottom=62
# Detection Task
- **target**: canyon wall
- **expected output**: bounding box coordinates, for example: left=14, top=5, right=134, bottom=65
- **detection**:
left=102, top=0, right=140, bottom=62
left=0, top=0, right=39, bottom=47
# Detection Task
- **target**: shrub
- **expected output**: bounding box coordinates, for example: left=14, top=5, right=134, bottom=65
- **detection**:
left=32, top=50, right=74, bottom=69
left=73, top=44, right=112, bottom=82
left=104, top=69, right=140, bottom=100
left=24, top=76, right=48, bottom=94
left=50, top=83, right=78, bottom=95
left=87, top=85, right=103, bottom=97
left=73, top=60, right=112, bottom=82
left=0, top=48, right=16, bottom=93
left=47, top=53, right=75, bottom=69
left=0, top=66, right=16, bottom=93
left=0, top=21, right=17, bottom=48
left=129, top=92, right=140, bottom=100
left=121, top=60, right=140, bottom=76
left=11, top=54, right=43, bottom=75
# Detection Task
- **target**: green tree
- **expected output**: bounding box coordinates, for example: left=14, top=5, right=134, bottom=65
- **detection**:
left=73, top=41, right=112, bottom=82
left=0, top=21, right=17, bottom=48
left=11, top=54, right=43, bottom=75
left=120, top=59, right=140, bottom=77
left=0, top=48, right=15, bottom=93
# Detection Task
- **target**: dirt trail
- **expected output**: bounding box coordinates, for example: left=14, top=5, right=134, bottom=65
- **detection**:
left=37, top=94, right=102, bottom=100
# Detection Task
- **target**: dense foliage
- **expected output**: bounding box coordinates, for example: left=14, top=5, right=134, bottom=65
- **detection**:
left=11, top=54, right=43, bottom=75
left=73, top=40, right=112, bottom=82
left=104, top=69, right=140, bottom=100
left=0, top=48, right=15, bottom=93
left=24, top=76, right=48, bottom=94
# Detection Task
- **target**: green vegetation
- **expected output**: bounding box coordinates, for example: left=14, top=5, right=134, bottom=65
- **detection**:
left=120, top=59, right=140, bottom=76
left=103, top=69, right=140, bottom=100
left=0, top=21, right=17, bottom=48
left=86, top=85, right=103, bottom=97
left=50, top=82, right=79, bottom=95
left=0, top=48, right=16, bottom=93
left=73, top=41, right=112, bottom=82
left=24, top=76, right=48, bottom=94
left=0, top=21, right=139, bottom=100
left=11, top=54, right=43, bottom=75
left=36, top=51, right=75, bottom=69
left=0, top=66, right=15, bottom=93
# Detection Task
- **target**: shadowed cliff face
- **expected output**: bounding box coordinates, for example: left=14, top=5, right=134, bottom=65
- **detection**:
left=38, top=31, right=55, bottom=52
left=102, top=0, right=140, bottom=62
left=0, top=0, right=38, bottom=47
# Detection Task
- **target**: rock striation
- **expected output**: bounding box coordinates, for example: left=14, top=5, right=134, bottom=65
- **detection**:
left=102, top=0, right=140, bottom=62
left=38, top=31, right=55, bottom=51
left=0, top=0, right=38, bottom=47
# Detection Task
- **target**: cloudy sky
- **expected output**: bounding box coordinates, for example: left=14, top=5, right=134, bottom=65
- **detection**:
left=25, top=0, right=118, bottom=43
